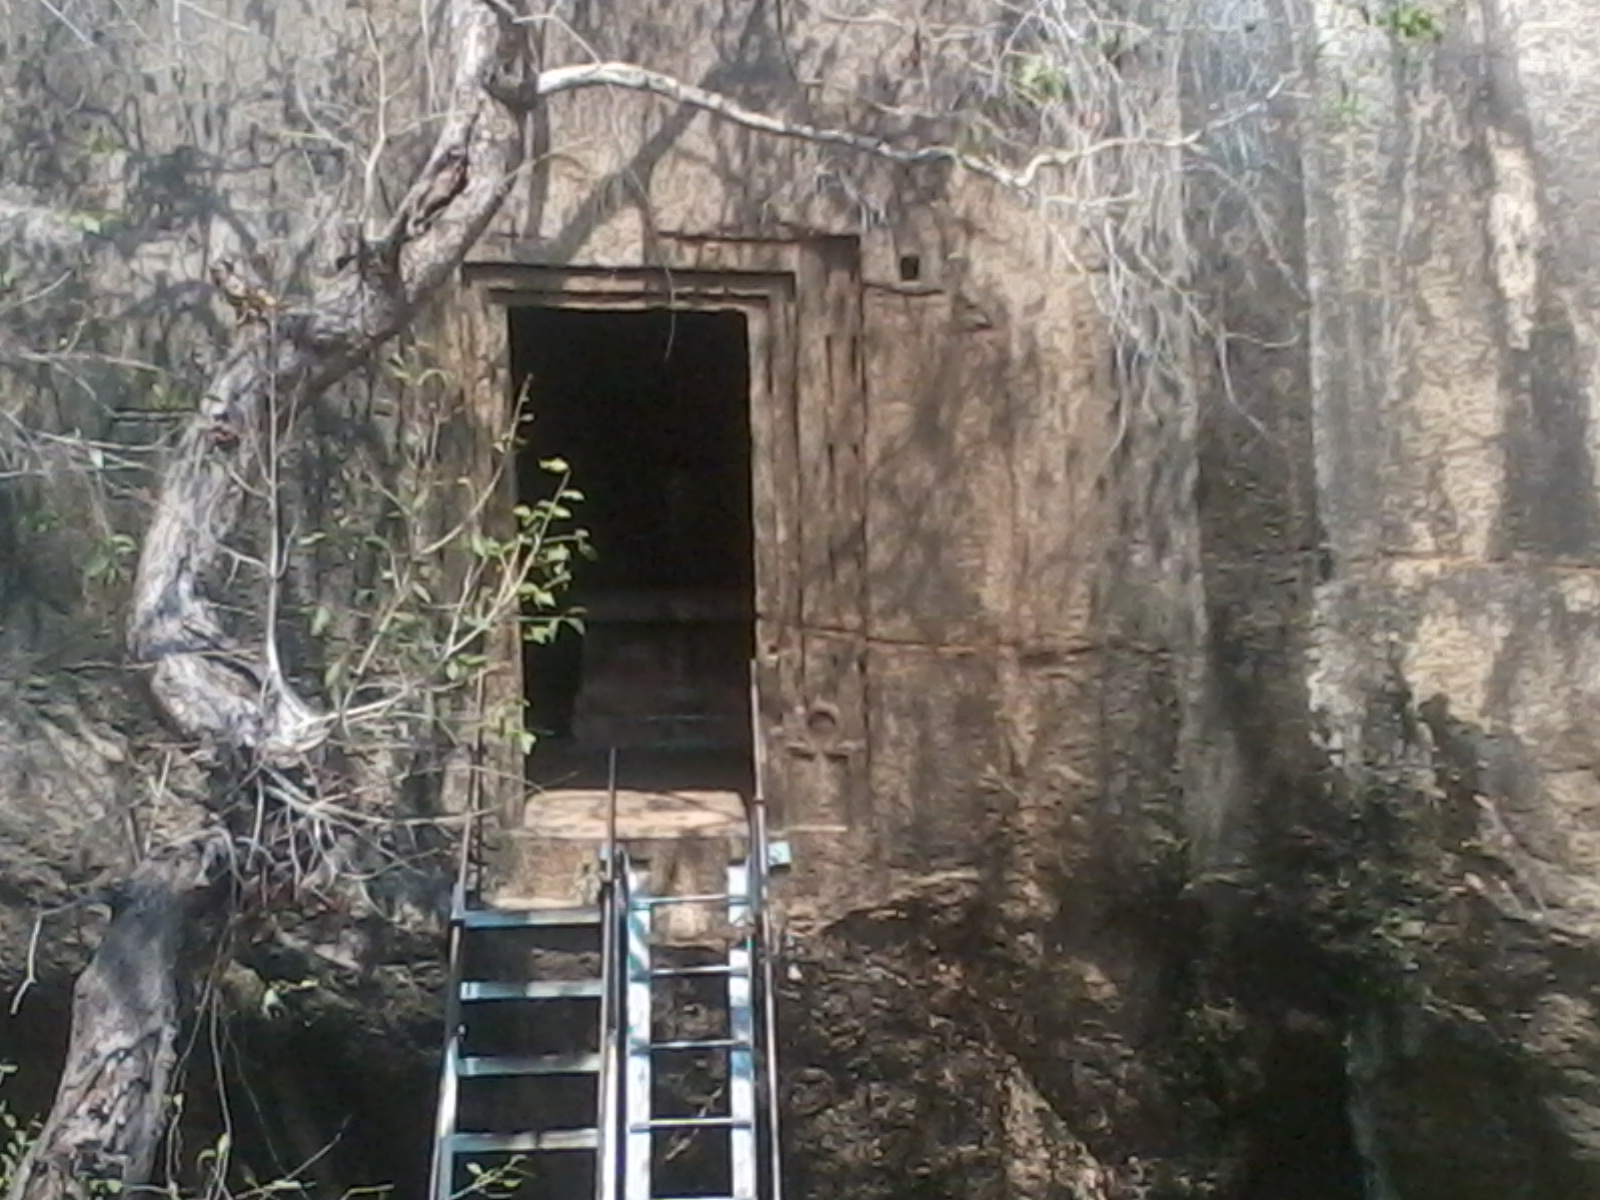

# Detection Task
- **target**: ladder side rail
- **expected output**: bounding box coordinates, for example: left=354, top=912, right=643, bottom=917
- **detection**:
left=596, top=845, right=628, bottom=1200
left=624, top=863, right=654, bottom=1200
left=428, top=902, right=468, bottom=1200
left=598, top=851, right=620, bottom=1200
left=727, top=859, right=758, bottom=1200
left=432, top=683, right=491, bottom=1199
left=751, top=798, right=784, bottom=1200
left=748, top=666, right=785, bottom=1200
left=596, top=752, right=624, bottom=1200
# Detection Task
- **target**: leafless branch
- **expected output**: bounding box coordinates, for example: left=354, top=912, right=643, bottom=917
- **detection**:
left=518, top=60, right=1204, bottom=191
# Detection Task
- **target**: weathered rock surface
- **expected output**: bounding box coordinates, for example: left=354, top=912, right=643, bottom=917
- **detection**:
left=1285, top=2, right=1600, bottom=1197
left=9, top=0, right=1600, bottom=1198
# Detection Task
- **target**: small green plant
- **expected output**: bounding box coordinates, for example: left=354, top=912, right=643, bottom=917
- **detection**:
left=1365, top=1, right=1443, bottom=40
left=511, top=456, right=591, bottom=636
left=290, top=348, right=592, bottom=779
left=62, top=210, right=119, bottom=238
left=0, top=1063, right=40, bottom=1191
left=1006, top=52, right=1073, bottom=106
left=458, top=1156, right=531, bottom=1198
left=19, top=508, right=60, bottom=536
left=148, top=377, right=200, bottom=413
left=1327, top=79, right=1365, bottom=126
left=82, top=532, right=139, bottom=587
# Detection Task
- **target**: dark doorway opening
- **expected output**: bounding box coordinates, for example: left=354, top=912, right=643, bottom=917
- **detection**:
left=510, top=306, right=756, bottom=792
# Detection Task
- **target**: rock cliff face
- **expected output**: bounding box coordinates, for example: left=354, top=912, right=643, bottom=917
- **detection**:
left=1289, top=2, right=1600, bottom=1196
left=6, top=0, right=1600, bottom=1197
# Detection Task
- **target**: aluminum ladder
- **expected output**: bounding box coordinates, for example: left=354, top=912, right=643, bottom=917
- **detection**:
left=621, top=835, right=783, bottom=1200
left=428, top=878, right=620, bottom=1200
left=429, top=782, right=785, bottom=1200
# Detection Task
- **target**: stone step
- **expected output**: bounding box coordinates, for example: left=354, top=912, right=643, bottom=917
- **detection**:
left=497, top=747, right=754, bottom=944
left=522, top=784, right=747, bottom=842
left=493, top=784, right=748, bottom=945
left=494, top=834, right=746, bottom=947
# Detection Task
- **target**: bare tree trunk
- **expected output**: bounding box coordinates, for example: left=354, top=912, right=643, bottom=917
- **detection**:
left=5, top=835, right=232, bottom=1197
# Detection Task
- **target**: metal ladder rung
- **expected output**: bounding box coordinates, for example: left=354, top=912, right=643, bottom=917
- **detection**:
left=460, top=905, right=601, bottom=930
left=634, top=893, right=735, bottom=908
left=458, top=1051, right=601, bottom=1077
left=630, top=1116, right=754, bottom=1131
left=650, top=964, right=745, bottom=978
left=646, top=1037, right=749, bottom=1052
left=450, top=1129, right=599, bottom=1154
left=459, top=979, right=603, bottom=1001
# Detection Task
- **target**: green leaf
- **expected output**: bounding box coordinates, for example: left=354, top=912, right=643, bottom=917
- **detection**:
left=539, top=456, right=569, bottom=473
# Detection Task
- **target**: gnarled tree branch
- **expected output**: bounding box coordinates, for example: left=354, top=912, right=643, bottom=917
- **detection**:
left=127, top=0, right=530, bottom=762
